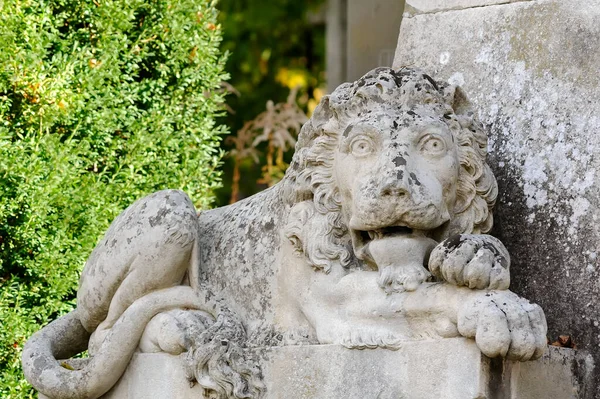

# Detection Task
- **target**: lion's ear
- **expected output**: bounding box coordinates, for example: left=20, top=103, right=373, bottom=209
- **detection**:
left=442, top=85, right=472, bottom=117
left=311, top=95, right=332, bottom=125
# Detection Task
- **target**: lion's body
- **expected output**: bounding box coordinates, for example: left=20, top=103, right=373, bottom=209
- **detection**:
left=23, top=190, right=263, bottom=399
left=197, top=185, right=291, bottom=343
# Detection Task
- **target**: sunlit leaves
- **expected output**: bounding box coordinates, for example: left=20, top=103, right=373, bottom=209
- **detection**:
left=0, top=0, right=228, bottom=395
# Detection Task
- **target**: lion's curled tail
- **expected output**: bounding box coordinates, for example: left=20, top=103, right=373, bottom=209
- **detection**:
left=22, top=286, right=263, bottom=399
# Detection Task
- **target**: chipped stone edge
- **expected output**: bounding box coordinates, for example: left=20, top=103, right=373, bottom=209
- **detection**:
left=403, top=0, right=535, bottom=17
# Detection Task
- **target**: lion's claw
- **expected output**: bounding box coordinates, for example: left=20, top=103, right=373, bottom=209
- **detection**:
left=429, top=234, right=510, bottom=290
left=457, top=290, right=547, bottom=361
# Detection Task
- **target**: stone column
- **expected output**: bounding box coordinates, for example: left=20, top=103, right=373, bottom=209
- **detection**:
left=326, top=0, right=347, bottom=93
left=394, top=1, right=600, bottom=396
left=346, top=0, right=405, bottom=82
left=326, top=0, right=406, bottom=91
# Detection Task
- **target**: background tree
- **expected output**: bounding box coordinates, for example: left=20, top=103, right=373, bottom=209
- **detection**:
left=0, top=0, right=228, bottom=396
left=216, top=0, right=326, bottom=204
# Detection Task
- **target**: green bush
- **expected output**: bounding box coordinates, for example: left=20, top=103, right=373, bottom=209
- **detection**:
left=0, top=0, right=228, bottom=396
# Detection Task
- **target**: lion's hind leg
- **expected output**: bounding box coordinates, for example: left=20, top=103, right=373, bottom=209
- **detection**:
left=77, top=189, right=201, bottom=353
left=88, top=243, right=197, bottom=354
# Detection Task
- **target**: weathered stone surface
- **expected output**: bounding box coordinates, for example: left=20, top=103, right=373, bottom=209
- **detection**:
left=22, top=191, right=263, bottom=399
left=200, top=68, right=546, bottom=362
left=326, top=0, right=408, bottom=92
left=404, top=0, right=530, bottom=15
left=99, top=339, right=583, bottom=399
left=394, top=0, right=600, bottom=396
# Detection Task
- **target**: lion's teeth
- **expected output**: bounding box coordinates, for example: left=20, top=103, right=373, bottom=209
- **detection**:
left=368, top=231, right=375, bottom=240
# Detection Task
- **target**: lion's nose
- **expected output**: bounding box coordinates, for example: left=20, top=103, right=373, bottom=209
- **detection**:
left=379, top=179, right=410, bottom=198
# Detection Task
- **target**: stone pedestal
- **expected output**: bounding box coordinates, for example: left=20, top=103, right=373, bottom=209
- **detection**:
left=99, top=339, right=580, bottom=399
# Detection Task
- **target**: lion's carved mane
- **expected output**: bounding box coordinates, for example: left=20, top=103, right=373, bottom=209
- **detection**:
left=281, top=67, right=498, bottom=273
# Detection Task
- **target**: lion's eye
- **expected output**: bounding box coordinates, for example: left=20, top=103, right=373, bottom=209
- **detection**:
left=419, top=135, right=446, bottom=156
left=350, top=137, right=374, bottom=157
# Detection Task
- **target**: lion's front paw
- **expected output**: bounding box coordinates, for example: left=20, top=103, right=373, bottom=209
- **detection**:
left=377, top=263, right=431, bottom=293
left=458, top=290, right=547, bottom=361
left=429, top=234, right=510, bottom=290
left=339, top=328, right=403, bottom=350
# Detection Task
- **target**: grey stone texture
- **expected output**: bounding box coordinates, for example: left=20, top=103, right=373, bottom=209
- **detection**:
left=200, top=68, right=547, bottom=363
left=404, top=0, right=530, bottom=15
left=95, top=339, right=582, bottom=399
left=326, top=0, right=348, bottom=92
left=22, top=191, right=263, bottom=399
left=394, top=0, right=600, bottom=396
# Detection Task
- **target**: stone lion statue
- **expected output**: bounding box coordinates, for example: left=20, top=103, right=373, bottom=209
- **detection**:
left=23, top=67, right=547, bottom=399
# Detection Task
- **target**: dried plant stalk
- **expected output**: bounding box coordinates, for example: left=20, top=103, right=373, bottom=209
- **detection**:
left=227, top=87, right=307, bottom=203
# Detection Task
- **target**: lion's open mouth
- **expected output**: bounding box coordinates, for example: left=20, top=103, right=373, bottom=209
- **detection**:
left=359, top=226, right=414, bottom=242
left=351, top=225, right=423, bottom=267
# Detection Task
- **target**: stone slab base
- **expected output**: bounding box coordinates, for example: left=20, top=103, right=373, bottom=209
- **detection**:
left=99, top=338, right=579, bottom=399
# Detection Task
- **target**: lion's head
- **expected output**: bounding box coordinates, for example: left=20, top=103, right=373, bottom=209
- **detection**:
left=281, top=67, right=497, bottom=274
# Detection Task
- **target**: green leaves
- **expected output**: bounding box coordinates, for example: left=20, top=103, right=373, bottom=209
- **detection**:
left=0, top=0, right=227, bottom=395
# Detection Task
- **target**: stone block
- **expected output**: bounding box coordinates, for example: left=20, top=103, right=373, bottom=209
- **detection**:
left=394, top=0, right=600, bottom=396
left=99, top=339, right=581, bottom=399
left=404, top=0, right=531, bottom=15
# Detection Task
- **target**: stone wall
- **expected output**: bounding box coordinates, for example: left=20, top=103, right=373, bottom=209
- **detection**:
left=394, top=1, right=599, bottom=396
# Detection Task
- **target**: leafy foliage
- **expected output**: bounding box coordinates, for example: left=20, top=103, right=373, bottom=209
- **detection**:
left=0, top=0, right=228, bottom=396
